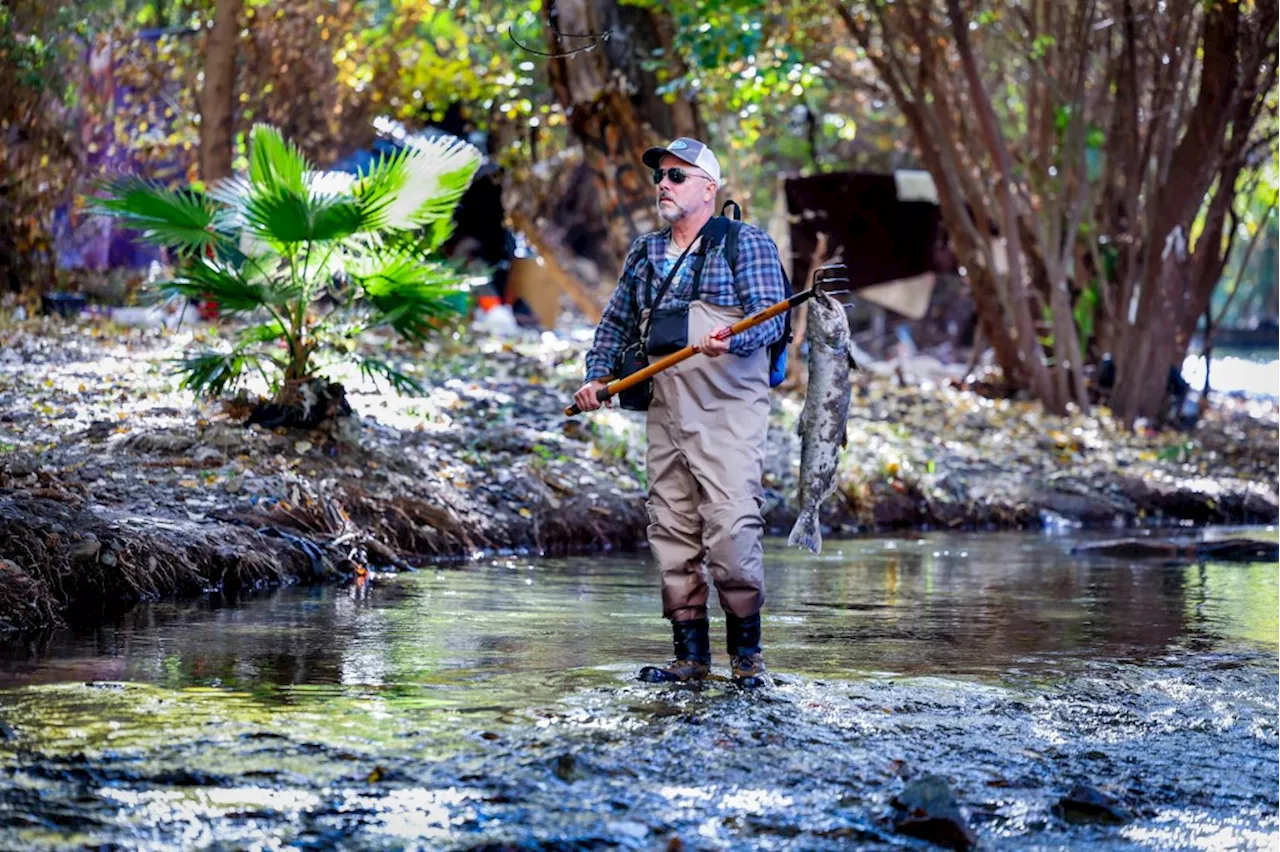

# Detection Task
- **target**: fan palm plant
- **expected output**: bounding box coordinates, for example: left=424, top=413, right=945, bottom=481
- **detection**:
left=93, top=123, right=481, bottom=403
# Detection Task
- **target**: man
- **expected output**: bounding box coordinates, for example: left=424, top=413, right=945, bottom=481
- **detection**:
left=573, top=137, right=789, bottom=689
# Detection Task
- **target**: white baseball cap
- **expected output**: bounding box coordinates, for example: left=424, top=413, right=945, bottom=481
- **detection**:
left=642, top=137, right=721, bottom=186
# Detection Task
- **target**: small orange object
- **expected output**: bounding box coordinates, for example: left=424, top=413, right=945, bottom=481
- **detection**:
left=476, top=295, right=500, bottom=311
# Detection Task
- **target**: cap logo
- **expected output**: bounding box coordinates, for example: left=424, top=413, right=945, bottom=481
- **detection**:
left=669, top=140, right=688, bottom=150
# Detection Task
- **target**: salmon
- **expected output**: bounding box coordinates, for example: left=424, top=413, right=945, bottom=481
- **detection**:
left=788, top=288, right=855, bottom=553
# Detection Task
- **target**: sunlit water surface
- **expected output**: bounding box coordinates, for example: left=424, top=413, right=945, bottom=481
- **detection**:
left=0, top=530, right=1275, bottom=850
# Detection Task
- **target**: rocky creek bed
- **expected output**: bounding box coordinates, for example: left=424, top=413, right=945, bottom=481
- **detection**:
left=0, top=540, right=1275, bottom=850
left=0, top=316, right=1276, bottom=631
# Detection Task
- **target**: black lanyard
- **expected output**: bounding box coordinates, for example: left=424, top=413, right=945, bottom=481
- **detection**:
left=644, top=229, right=703, bottom=312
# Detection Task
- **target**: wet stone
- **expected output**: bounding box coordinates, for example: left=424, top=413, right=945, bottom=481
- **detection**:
left=1053, top=783, right=1132, bottom=825
left=4, top=454, right=39, bottom=478
left=551, top=752, right=589, bottom=782
left=190, top=446, right=224, bottom=465
left=890, top=774, right=977, bottom=851
left=68, top=539, right=101, bottom=564
left=0, top=537, right=1273, bottom=848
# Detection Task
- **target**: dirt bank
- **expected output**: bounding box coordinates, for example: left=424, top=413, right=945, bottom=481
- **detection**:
left=1, top=318, right=1275, bottom=631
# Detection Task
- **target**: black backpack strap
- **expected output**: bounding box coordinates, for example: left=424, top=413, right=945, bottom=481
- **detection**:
left=719, top=220, right=794, bottom=361
left=720, top=219, right=752, bottom=311
left=724, top=218, right=740, bottom=272
left=690, top=217, right=730, bottom=302
left=720, top=200, right=742, bottom=221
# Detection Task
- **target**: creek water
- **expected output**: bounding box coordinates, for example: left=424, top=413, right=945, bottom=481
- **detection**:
left=0, top=529, right=1276, bottom=850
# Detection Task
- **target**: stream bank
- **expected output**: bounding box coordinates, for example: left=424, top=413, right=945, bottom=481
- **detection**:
left=1, top=317, right=1275, bottom=631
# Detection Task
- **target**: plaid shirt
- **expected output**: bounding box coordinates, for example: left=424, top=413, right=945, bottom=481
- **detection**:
left=584, top=221, right=789, bottom=382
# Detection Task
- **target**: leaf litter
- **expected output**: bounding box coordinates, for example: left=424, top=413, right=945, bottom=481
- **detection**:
left=0, top=315, right=1274, bottom=631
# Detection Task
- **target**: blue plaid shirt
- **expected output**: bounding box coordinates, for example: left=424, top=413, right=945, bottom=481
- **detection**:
left=584, top=221, right=788, bottom=382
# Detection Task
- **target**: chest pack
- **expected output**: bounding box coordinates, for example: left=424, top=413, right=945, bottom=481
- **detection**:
left=640, top=201, right=793, bottom=388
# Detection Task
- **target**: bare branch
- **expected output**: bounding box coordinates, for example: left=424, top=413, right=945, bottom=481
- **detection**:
left=1207, top=206, right=1272, bottom=348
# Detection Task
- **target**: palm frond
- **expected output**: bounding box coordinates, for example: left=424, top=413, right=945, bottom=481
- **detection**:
left=92, top=177, right=218, bottom=256
left=356, top=356, right=424, bottom=395
left=172, top=351, right=253, bottom=397
left=237, top=318, right=289, bottom=345
left=350, top=147, right=412, bottom=229
left=248, top=124, right=311, bottom=196
left=240, top=188, right=365, bottom=245
left=406, top=160, right=482, bottom=226
left=306, top=196, right=367, bottom=242
left=206, top=175, right=254, bottom=234
left=373, top=136, right=482, bottom=232
left=157, top=257, right=273, bottom=313
left=385, top=215, right=458, bottom=257
left=351, top=251, right=469, bottom=341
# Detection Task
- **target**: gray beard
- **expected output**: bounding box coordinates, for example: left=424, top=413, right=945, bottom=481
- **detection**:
left=657, top=198, right=688, bottom=224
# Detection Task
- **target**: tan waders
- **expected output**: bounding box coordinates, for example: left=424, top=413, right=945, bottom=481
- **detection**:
left=639, top=300, right=770, bottom=687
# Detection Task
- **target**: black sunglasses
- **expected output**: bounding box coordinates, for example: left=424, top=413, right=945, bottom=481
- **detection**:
left=652, top=167, right=711, bottom=185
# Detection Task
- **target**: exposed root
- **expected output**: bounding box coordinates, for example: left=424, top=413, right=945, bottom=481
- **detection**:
left=0, top=495, right=313, bottom=632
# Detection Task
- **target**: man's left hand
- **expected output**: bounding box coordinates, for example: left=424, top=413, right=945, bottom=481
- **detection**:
left=696, top=327, right=732, bottom=358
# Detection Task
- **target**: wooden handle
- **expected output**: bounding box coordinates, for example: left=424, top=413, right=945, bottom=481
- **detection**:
left=565, top=290, right=813, bottom=416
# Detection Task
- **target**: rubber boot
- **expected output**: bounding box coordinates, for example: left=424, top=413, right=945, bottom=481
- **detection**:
left=726, top=612, right=767, bottom=689
left=638, top=618, right=711, bottom=683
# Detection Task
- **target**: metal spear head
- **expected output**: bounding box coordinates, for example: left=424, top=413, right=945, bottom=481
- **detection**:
left=813, top=262, right=850, bottom=291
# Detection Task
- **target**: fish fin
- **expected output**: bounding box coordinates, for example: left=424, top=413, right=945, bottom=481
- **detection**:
left=787, top=507, right=822, bottom=554
left=840, top=427, right=848, bottom=449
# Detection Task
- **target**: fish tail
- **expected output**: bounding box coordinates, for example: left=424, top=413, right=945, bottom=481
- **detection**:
left=787, top=507, right=823, bottom=554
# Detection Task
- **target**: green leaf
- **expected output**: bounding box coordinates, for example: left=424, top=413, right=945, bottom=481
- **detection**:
left=92, top=177, right=217, bottom=257
left=238, top=318, right=289, bottom=344
left=1156, top=441, right=1196, bottom=463
left=352, top=251, right=468, bottom=341
left=247, top=123, right=310, bottom=196
left=172, top=351, right=250, bottom=397
left=351, top=146, right=413, bottom=230
left=1073, top=284, right=1098, bottom=351
left=239, top=188, right=364, bottom=244
left=357, top=356, right=425, bottom=395
left=1054, top=105, right=1072, bottom=134
left=157, top=257, right=273, bottom=314
left=1030, top=34, right=1056, bottom=60
left=378, top=136, right=482, bottom=231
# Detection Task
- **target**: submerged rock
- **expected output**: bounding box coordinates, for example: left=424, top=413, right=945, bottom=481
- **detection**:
left=551, top=751, right=589, bottom=783
left=1053, top=783, right=1131, bottom=825
left=1071, top=537, right=1278, bottom=563
left=3, top=454, right=38, bottom=478
left=890, top=774, right=976, bottom=850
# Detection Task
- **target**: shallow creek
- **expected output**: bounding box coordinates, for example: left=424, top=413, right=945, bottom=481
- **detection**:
left=0, top=530, right=1275, bottom=850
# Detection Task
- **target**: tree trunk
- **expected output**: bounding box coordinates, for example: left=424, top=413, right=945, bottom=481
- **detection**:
left=543, top=0, right=699, bottom=277
left=199, top=0, right=242, bottom=184
left=831, top=0, right=1274, bottom=428
left=635, top=8, right=705, bottom=141
left=946, top=0, right=1063, bottom=411
left=1109, top=0, right=1253, bottom=425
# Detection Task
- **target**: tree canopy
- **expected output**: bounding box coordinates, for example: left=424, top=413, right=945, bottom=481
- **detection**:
left=2, top=0, right=1275, bottom=424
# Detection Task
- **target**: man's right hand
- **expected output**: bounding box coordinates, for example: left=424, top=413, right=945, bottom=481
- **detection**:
left=574, top=380, right=613, bottom=412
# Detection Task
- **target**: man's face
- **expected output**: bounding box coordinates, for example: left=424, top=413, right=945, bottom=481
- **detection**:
left=655, top=153, right=716, bottom=224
